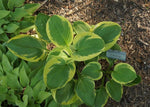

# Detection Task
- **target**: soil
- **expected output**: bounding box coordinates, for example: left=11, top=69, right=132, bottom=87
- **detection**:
left=27, top=0, right=150, bottom=107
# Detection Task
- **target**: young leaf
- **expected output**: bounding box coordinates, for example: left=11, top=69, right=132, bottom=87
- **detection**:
left=52, top=80, right=77, bottom=105
left=95, top=87, right=109, bottom=107
left=46, top=48, right=68, bottom=62
left=46, top=15, right=73, bottom=47
left=71, top=32, right=105, bottom=61
left=125, top=75, right=141, bottom=87
left=7, top=34, right=47, bottom=62
left=0, top=10, right=10, bottom=19
left=73, top=21, right=91, bottom=34
left=0, top=19, right=9, bottom=27
left=12, top=67, right=19, bottom=77
left=35, top=13, right=50, bottom=42
left=8, top=0, right=25, bottom=10
left=44, top=57, right=75, bottom=89
left=111, top=63, right=137, bottom=84
left=6, top=50, right=18, bottom=65
left=16, top=95, right=28, bottom=107
left=19, top=66, right=29, bottom=87
left=93, top=21, right=121, bottom=51
left=37, top=91, right=51, bottom=104
left=75, top=76, right=95, bottom=106
left=7, top=72, right=22, bottom=90
left=23, top=3, right=40, bottom=15
left=0, top=0, right=5, bottom=10
left=2, top=54, right=13, bottom=73
left=6, top=23, right=19, bottom=33
left=0, top=85, right=7, bottom=102
left=6, top=89, right=18, bottom=103
left=1, top=0, right=8, bottom=9
left=106, top=80, right=123, bottom=102
left=24, top=86, right=33, bottom=101
left=0, top=33, right=9, bottom=42
left=33, top=80, right=46, bottom=99
left=11, top=8, right=27, bottom=21
left=81, top=62, right=103, bottom=80
left=0, top=28, right=4, bottom=34
left=20, top=60, right=31, bottom=75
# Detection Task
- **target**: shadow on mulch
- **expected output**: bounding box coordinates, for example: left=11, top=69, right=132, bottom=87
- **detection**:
left=27, top=0, right=150, bottom=106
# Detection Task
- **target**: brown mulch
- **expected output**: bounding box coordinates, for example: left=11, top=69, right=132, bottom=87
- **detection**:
left=28, top=0, right=150, bottom=107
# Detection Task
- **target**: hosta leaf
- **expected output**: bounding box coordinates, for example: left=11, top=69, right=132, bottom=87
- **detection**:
left=0, top=33, right=9, bottom=42
left=0, top=75, right=7, bottom=87
left=0, top=10, right=10, bottom=19
left=30, top=67, right=43, bottom=87
left=6, top=89, right=18, bottom=103
left=12, top=67, right=19, bottom=77
left=0, top=44, right=6, bottom=53
left=0, top=85, right=7, bottom=102
left=28, top=60, right=45, bottom=71
left=37, top=91, right=51, bottom=103
left=46, top=15, right=73, bottom=47
left=7, top=34, right=47, bottom=62
left=73, top=21, right=91, bottom=34
left=0, top=28, right=4, bottom=34
left=81, top=62, right=103, bottom=80
left=19, top=21, right=34, bottom=33
left=19, top=66, right=29, bottom=87
left=0, top=85, right=7, bottom=94
left=44, top=57, right=75, bottom=89
left=112, top=63, right=137, bottom=84
left=20, top=60, right=31, bottom=75
left=71, top=32, right=105, bottom=61
left=6, top=50, right=18, bottom=65
left=16, top=95, right=28, bottom=107
left=23, top=3, right=40, bottom=15
left=2, top=54, right=13, bottom=73
left=106, top=80, right=123, bottom=102
left=125, top=75, right=141, bottom=87
left=1, top=0, right=8, bottom=9
left=95, top=87, right=109, bottom=107
left=46, top=48, right=68, bottom=62
left=0, top=0, right=5, bottom=10
left=6, top=23, right=19, bottom=33
left=8, top=0, right=25, bottom=10
left=52, top=80, right=77, bottom=105
left=93, top=21, right=121, bottom=51
left=0, top=19, right=9, bottom=27
left=33, top=80, right=46, bottom=99
left=24, top=86, right=33, bottom=101
left=47, top=100, right=59, bottom=107
left=7, top=73, right=22, bottom=90
left=35, top=13, right=50, bottom=42
left=11, top=8, right=27, bottom=21
left=75, top=76, right=95, bottom=106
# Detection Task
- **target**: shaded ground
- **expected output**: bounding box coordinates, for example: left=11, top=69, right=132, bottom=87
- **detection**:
left=27, top=0, right=150, bottom=107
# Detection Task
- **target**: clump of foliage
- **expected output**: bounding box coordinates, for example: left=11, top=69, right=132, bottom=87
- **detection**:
left=6, top=14, right=141, bottom=107
left=0, top=44, right=52, bottom=107
left=0, top=0, right=40, bottom=42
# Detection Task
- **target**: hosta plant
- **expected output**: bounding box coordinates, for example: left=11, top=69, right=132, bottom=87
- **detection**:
left=0, top=0, right=40, bottom=42
left=6, top=14, right=141, bottom=107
